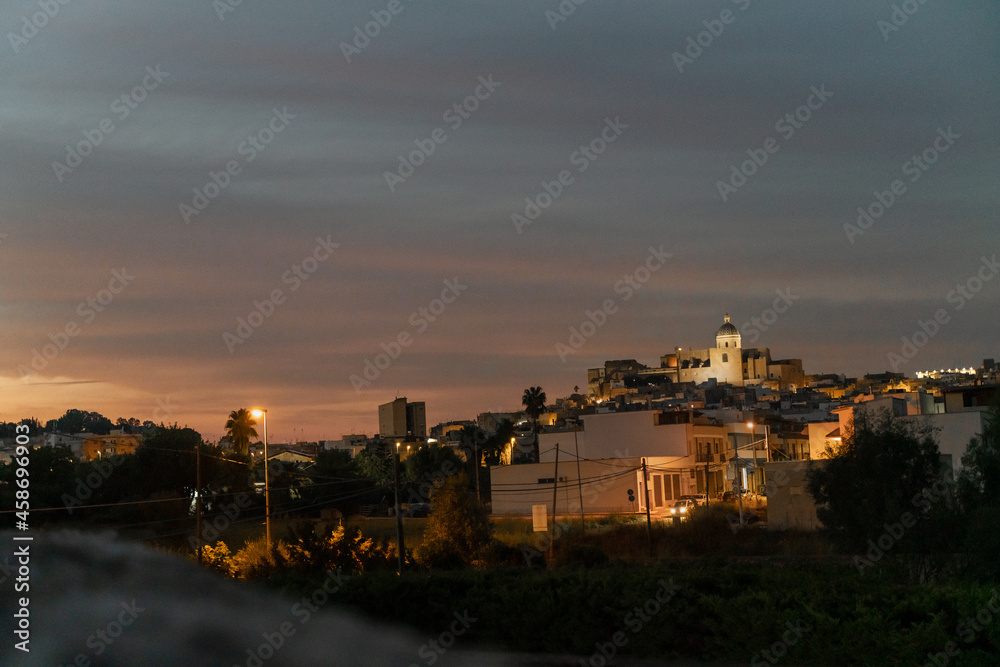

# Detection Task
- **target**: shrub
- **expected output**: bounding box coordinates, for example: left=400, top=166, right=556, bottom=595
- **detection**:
left=557, top=545, right=609, bottom=567
left=416, top=473, right=493, bottom=568
left=199, top=522, right=400, bottom=581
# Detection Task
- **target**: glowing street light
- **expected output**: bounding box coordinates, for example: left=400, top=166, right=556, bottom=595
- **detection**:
left=250, top=408, right=270, bottom=547
left=746, top=421, right=771, bottom=495
left=392, top=441, right=404, bottom=573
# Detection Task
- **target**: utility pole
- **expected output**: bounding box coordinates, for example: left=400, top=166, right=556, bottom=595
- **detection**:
left=473, top=437, right=480, bottom=504
left=196, top=442, right=202, bottom=564
left=260, top=410, right=270, bottom=548
left=573, top=423, right=584, bottom=532
left=642, top=458, right=653, bottom=558
left=763, top=424, right=770, bottom=489
left=393, top=443, right=405, bottom=574
left=549, top=444, right=559, bottom=559
left=704, top=445, right=711, bottom=501
left=735, top=439, right=744, bottom=526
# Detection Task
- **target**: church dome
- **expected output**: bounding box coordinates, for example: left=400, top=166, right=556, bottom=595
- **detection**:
left=717, top=314, right=739, bottom=337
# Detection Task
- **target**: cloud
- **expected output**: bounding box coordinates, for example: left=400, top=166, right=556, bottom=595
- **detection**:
left=0, top=0, right=997, bottom=438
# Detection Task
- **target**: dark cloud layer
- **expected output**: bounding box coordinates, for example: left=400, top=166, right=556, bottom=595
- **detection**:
left=1, top=1, right=998, bottom=440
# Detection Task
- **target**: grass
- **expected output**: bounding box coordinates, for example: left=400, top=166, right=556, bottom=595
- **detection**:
left=270, top=559, right=1000, bottom=666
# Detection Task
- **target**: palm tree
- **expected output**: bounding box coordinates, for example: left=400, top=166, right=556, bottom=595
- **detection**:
left=224, top=408, right=258, bottom=456
left=521, top=386, right=547, bottom=433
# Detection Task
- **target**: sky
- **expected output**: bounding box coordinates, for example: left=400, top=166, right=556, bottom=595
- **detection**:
left=1, top=1, right=998, bottom=443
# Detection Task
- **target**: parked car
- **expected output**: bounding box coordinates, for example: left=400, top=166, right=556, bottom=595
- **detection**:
left=669, top=499, right=697, bottom=523
left=680, top=494, right=707, bottom=506
left=405, top=502, right=431, bottom=517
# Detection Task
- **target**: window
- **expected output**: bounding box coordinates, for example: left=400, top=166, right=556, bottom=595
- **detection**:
left=722, top=353, right=728, bottom=362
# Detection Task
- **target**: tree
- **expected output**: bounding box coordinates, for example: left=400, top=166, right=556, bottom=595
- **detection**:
left=458, top=424, right=484, bottom=461
left=955, top=399, right=1000, bottom=573
left=0, top=445, right=78, bottom=524
left=956, top=398, right=1000, bottom=509
left=806, top=408, right=943, bottom=552
left=483, top=419, right=515, bottom=466
left=0, top=418, right=41, bottom=438
left=416, top=473, right=493, bottom=568
left=53, top=409, right=113, bottom=435
left=521, top=386, right=547, bottom=431
left=522, top=387, right=546, bottom=464
left=354, top=449, right=392, bottom=489
left=134, top=425, right=205, bottom=496
left=224, top=408, right=258, bottom=456
left=404, top=443, right=465, bottom=487
left=115, top=417, right=142, bottom=434
left=296, top=450, right=375, bottom=515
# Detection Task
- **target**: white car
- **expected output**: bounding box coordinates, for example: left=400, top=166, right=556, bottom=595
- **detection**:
left=669, top=499, right=697, bottom=522
left=680, top=494, right=707, bottom=507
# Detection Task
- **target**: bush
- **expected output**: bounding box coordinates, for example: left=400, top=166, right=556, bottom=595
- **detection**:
left=198, top=522, right=401, bottom=581
left=416, top=473, right=493, bottom=568
left=807, top=408, right=945, bottom=552
left=557, top=545, right=609, bottom=568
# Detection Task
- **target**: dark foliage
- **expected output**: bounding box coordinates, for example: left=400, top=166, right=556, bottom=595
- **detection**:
left=807, top=408, right=947, bottom=553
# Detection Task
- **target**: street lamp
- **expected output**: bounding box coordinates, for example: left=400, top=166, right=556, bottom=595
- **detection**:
left=393, top=441, right=404, bottom=573
left=747, top=421, right=770, bottom=493
left=733, top=426, right=744, bottom=526
left=251, top=408, right=270, bottom=547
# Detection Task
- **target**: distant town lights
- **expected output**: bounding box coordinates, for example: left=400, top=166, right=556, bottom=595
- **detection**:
left=914, top=367, right=976, bottom=379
